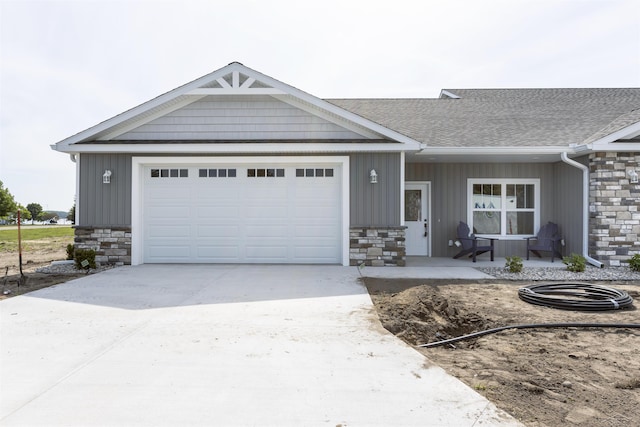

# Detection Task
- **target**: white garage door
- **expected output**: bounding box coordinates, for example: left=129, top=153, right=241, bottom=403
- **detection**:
left=142, top=162, right=342, bottom=264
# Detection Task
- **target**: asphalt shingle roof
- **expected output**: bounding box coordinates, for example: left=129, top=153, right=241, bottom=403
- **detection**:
left=327, top=88, right=640, bottom=148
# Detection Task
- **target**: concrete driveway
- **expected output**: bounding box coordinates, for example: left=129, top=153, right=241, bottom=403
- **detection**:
left=1, top=265, right=521, bottom=426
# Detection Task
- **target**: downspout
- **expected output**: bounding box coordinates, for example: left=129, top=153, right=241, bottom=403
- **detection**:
left=560, top=152, right=603, bottom=268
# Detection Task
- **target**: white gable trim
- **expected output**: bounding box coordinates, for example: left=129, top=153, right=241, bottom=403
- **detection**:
left=52, top=62, right=423, bottom=151
left=586, top=121, right=640, bottom=150
left=55, top=141, right=414, bottom=154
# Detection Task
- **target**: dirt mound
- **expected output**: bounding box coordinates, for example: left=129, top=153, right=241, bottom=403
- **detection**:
left=366, top=278, right=640, bottom=427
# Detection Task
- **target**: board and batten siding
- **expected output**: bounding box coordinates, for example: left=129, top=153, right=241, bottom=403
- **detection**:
left=114, top=95, right=365, bottom=141
left=350, top=153, right=402, bottom=227
left=78, top=153, right=132, bottom=226
left=406, top=162, right=571, bottom=258
left=80, top=152, right=403, bottom=230
left=552, top=156, right=586, bottom=257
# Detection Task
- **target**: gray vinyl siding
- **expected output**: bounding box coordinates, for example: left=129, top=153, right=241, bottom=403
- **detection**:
left=553, top=156, right=587, bottom=257
left=115, top=95, right=365, bottom=140
left=79, top=152, right=400, bottom=228
left=350, top=153, right=401, bottom=226
left=406, top=162, right=562, bottom=258
left=78, top=153, right=132, bottom=226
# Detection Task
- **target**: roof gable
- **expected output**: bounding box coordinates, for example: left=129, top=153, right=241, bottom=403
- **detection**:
left=52, top=62, right=422, bottom=153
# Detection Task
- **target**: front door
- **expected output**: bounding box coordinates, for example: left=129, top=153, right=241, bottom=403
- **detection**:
left=404, top=182, right=430, bottom=256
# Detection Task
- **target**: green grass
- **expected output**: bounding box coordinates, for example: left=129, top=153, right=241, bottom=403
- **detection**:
left=0, top=226, right=74, bottom=253
left=0, top=226, right=74, bottom=242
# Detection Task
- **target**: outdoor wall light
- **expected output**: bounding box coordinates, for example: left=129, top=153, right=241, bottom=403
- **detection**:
left=370, top=169, right=378, bottom=184
left=103, top=170, right=112, bottom=184
left=628, top=169, right=639, bottom=184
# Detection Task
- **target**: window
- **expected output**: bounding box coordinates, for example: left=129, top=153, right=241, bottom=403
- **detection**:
left=296, top=168, right=334, bottom=178
left=247, top=168, right=284, bottom=178
left=151, top=169, right=188, bottom=178
left=468, top=179, right=539, bottom=237
left=198, top=168, right=236, bottom=178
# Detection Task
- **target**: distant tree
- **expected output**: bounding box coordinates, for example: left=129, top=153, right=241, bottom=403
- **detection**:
left=67, top=204, right=76, bottom=224
left=26, top=203, right=43, bottom=223
left=16, top=205, right=31, bottom=223
left=0, top=180, right=18, bottom=218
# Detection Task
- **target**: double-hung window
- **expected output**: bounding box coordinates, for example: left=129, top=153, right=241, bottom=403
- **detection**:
left=468, top=179, right=539, bottom=237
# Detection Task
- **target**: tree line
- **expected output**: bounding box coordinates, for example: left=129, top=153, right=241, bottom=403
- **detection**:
left=0, top=180, right=74, bottom=224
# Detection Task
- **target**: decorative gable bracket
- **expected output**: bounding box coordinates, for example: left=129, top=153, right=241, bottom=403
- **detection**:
left=186, top=71, right=284, bottom=96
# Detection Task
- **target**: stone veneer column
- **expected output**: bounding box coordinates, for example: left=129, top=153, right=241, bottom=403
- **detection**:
left=74, top=226, right=132, bottom=266
left=589, top=152, right=640, bottom=266
left=349, top=226, right=406, bottom=266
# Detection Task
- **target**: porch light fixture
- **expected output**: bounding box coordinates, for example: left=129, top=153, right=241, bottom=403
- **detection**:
left=369, top=169, right=378, bottom=184
left=628, top=169, right=639, bottom=184
left=103, top=170, right=112, bottom=184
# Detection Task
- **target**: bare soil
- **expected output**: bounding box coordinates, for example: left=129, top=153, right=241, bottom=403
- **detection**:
left=366, top=278, right=640, bottom=427
left=0, top=244, right=84, bottom=299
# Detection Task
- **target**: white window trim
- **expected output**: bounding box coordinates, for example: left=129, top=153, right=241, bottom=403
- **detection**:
left=467, top=178, right=540, bottom=239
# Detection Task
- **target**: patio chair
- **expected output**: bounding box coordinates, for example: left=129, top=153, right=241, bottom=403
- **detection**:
left=526, top=222, right=562, bottom=262
left=453, top=221, right=495, bottom=262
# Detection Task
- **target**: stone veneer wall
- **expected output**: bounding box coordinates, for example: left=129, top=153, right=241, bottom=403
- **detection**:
left=589, top=152, right=640, bottom=266
left=74, top=226, right=132, bottom=266
left=349, top=227, right=406, bottom=266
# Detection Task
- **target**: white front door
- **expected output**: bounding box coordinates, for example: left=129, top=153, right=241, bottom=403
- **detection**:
left=404, top=182, right=430, bottom=256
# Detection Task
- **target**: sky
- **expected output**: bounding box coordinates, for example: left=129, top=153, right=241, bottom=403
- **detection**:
left=1, top=0, right=639, bottom=212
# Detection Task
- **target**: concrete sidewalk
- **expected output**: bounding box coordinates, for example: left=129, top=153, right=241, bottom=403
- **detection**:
left=1, top=265, right=521, bottom=426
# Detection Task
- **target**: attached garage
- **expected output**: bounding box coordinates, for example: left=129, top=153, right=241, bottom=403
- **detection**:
left=133, top=156, right=350, bottom=265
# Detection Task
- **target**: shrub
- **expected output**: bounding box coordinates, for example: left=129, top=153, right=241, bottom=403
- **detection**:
left=629, top=254, right=640, bottom=272
left=74, top=248, right=96, bottom=270
left=66, top=244, right=75, bottom=260
left=563, top=253, right=586, bottom=272
left=505, top=256, right=523, bottom=273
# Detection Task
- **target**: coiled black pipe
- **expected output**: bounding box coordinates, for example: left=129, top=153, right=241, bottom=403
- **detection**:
left=417, top=323, right=640, bottom=349
left=518, top=282, right=634, bottom=311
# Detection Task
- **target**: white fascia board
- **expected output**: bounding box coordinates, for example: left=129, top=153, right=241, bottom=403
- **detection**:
left=586, top=121, right=640, bottom=148
left=590, top=142, right=640, bottom=151
left=53, top=142, right=418, bottom=154
left=439, top=90, right=460, bottom=99
left=416, top=146, right=574, bottom=156
left=274, top=94, right=422, bottom=148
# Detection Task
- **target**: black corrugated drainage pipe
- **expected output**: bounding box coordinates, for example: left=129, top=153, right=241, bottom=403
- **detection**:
left=560, top=152, right=603, bottom=268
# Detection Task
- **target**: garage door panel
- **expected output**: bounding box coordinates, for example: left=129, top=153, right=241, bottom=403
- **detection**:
left=143, top=162, right=342, bottom=264
left=147, top=206, right=191, bottom=220
left=147, top=225, right=192, bottom=238
left=245, top=245, right=288, bottom=260
left=245, top=225, right=288, bottom=238
left=197, top=246, right=240, bottom=259
left=147, top=245, right=191, bottom=258
left=244, top=206, right=288, bottom=218
left=196, top=206, right=240, bottom=219
left=197, top=225, right=240, bottom=238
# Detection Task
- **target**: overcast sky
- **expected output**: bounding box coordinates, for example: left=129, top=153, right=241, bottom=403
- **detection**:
left=1, top=0, right=639, bottom=211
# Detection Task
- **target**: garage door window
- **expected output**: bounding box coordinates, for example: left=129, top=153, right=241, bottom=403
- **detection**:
left=247, top=168, right=285, bottom=178
left=296, top=168, right=334, bottom=177
left=199, top=168, right=236, bottom=178
left=151, top=169, right=188, bottom=178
